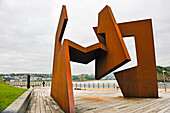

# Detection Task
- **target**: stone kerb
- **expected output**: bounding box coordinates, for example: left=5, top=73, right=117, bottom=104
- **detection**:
left=2, top=87, right=34, bottom=113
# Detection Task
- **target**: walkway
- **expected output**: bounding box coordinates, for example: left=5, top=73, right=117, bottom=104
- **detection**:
left=25, top=88, right=64, bottom=113
left=25, top=88, right=170, bottom=113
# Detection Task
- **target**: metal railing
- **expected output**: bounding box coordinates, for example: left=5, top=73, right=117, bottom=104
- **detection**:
left=7, top=81, right=170, bottom=89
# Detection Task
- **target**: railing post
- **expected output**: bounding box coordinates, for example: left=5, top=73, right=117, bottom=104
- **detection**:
left=163, top=67, right=167, bottom=92
left=108, top=83, right=110, bottom=88
left=84, top=83, right=86, bottom=88
left=98, top=83, right=99, bottom=88
left=103, top=83, right=104, bottom=88
left=93, top=83, right=95, bottom=88
left=76, top=83, right=77, bottom=88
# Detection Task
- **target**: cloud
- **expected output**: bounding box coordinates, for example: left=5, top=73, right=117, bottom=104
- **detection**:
left=0, top=0, right=169, bottom=74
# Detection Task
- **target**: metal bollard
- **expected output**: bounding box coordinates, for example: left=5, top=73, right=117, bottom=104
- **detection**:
left=27, top=75, right=30, bottom=88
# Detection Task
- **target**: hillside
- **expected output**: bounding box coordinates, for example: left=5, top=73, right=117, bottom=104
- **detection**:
left=0, top=76, right=27, bottom=112
left=156, top=66, right=170, bottom=82
left=165, top=66, right=170, bottom=70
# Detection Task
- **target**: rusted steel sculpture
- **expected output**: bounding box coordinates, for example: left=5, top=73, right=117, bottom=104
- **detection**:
left=93, top=6, right=131, bottom=79
left=115, top=20, right=158, bottom=98
left=51, top=5, right=158, bottom=113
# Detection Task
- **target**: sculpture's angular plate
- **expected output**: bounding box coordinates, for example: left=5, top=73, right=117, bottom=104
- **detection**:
left=51, top=6, right=75, bottom=113
left=115, top=19, right=158, bottom=98
left=94, top=6, right=131, bottom=79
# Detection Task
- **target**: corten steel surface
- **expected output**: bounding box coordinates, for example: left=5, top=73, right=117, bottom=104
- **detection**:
left=51, top=5, right=158, bottom=113
left=93, top=6, right=131, bottom=79
left=51, top=6, right=107, bottom=113
left=115, top=19, right=158, bottom=97
left=51, top=6, right=74, bottom=113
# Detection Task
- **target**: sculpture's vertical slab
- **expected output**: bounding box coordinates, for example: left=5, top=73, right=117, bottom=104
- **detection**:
left=51, top=6, right=75, bottom=113
left=115, top=19, right=158, bottom=97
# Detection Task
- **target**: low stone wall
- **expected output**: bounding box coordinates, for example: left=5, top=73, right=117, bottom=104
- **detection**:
left=2, top=87, right=34, bottom=113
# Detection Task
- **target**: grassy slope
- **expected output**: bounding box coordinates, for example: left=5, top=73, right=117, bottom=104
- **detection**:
left=0, top=77, right=27, bottom=112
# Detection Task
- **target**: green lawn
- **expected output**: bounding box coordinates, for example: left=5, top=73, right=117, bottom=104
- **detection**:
left=0, top=77, right=27, bottom=112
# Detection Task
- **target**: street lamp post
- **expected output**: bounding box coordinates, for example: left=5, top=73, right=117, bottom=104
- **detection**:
left=162, top=68, right=166, bottom=92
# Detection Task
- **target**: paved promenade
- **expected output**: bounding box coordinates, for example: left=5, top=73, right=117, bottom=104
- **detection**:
left=25, top=87, right=170, bottom=113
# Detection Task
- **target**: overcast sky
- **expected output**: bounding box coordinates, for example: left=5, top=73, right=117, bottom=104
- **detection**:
left=0, top=0, right=169, bottom=74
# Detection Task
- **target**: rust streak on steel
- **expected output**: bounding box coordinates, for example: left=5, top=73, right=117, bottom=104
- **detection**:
left=51, top=5, right=158, bottom=113
left=80, top=97, right=105, bottom=102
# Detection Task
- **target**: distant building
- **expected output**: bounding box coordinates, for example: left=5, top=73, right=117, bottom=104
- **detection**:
left=101, top=77, right=106, bottom=80
left=47, top=78, right=52, bottom=80
left=10, top=79, right=19, bottom=82
left=74, top=74, right=88, bottom=80
left=79, top=74, right=86, bottom=79
left=42, top=77, right=51, bottom=80
left=89, top=74, right=95, bottom=77
left=81, top=74, right=88, bottom=76
left=21, top=79, right=27, bottom=82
